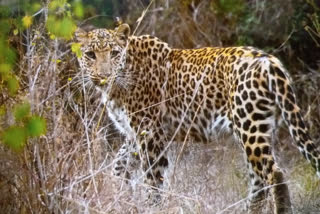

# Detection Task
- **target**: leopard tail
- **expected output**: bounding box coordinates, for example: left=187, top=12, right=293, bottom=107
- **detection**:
left=267, top=57, right=320, bottom=177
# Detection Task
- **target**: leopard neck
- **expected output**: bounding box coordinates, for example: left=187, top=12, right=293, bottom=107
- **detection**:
left=108, top=35, right=172, bottom=101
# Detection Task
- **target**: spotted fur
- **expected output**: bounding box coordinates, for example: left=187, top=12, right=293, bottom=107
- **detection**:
left=75, top=24, right=320, bottom=213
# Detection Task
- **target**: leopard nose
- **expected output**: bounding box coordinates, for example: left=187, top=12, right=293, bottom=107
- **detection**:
left=97, top=65, right=110, bottom=75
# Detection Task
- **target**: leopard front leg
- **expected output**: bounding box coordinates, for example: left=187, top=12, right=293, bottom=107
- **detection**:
left=139, top=130, right=169, bottom=205
left=112, top=140, right=140, bottom=181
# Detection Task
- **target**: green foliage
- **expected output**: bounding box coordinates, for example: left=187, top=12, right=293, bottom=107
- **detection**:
left=22, top=15, right=33, bottom=28
left=235, top=8, right=260, bottom=46
left=0, top=63, right=13, bottom=81
left=1, top=103, right=46, bottom=151
left=47, top=16, right=76, bottom=40
left=46, top=0, right=75, bottom=40
left=73, top=0, right=84, bottom=18
left=19, top=0, right=42, bottom=15
left=80, top=0, right=118, bottom=27
left=26, top=116, right=46, bottom=137
left=1, top=126, right=27, bottom=152
left=0, top=41, right=16, bottom=67
left=46, top=0, right=83, bottom=40
left=0, top=5, right=18, bottom=95
left=210, top=0, right=249, bottom=45
left=14, top=103, right=31, bottom=121
left=0, top=0, right=83, bottom=152
left=6, top=76, right=19, bottom=95
left=71, top=42, right=83, bottom=58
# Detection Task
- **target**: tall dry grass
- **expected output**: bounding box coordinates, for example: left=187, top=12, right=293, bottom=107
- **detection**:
left=1, top=1, right=320, bottom=213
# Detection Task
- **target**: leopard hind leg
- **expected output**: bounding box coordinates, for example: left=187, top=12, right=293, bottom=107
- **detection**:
left=232, top=90, right=292, bottom=213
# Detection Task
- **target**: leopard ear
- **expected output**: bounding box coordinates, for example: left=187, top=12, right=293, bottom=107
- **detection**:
left=115, top=24, right=130, bottom=46
left=74, top=27, right=88, bottom=43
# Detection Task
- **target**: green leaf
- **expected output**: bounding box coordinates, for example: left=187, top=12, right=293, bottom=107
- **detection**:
left=60, top=17, right=76, bottom=39
left=22, top=15, right=33, bottom=28
left=1, top=126, right=27, bottom=152
left=71, top=42, right=82, bottom=58
left=26, top=116, right=46, bottom=137
left=0, top=39, right=17, bottom=65
left=6, top=76, right=19, bottom=95
left=14, top=103, right=30, bottom=121
left=0, top=6, right=10, bottom=18
left=49, top=0, right=67, bottom=11
left=0, top=19, right=10, bottom=35
left=13, top=29, right=19, bottom=35
left=0, top=63, right=11, bottom=79
left=73, top=1, right=84, bottom=18
left=46, top=16, right=76, bottom=40
left=31, top=3, right=42, bottom=14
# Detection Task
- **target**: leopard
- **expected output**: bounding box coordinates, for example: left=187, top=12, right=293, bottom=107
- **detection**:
left=74, top=23, right=320, bottom=214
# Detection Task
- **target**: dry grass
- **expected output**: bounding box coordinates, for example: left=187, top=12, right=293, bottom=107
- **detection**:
left=1, top=1, right=320, bottom=214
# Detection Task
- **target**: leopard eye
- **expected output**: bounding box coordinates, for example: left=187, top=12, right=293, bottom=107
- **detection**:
left=85, top=51, right=96, bottom=59
left=110, top=50, right=120, bottom=57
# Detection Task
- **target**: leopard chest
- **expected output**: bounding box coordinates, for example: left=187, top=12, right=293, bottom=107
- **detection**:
left=106, top=100, right=136, bottom=141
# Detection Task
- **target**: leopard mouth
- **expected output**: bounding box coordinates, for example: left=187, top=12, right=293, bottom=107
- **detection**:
left=91, top=75, right=108, bottom=86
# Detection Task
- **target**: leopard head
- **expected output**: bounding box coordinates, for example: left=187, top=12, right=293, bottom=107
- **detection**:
left=74, top=24, right=131, bottom=90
